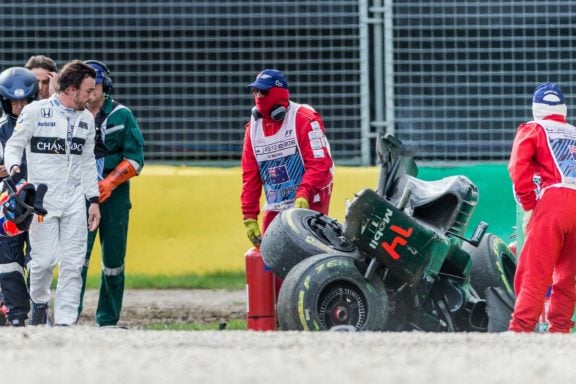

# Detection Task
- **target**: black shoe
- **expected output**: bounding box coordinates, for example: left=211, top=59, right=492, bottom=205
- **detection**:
left=9, top=317, right=26, bottom=327
left=29, top=302, right=50, bottom=326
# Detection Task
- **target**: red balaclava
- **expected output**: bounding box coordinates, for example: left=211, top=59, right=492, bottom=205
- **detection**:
left=255, top=87, right=290, bottom=121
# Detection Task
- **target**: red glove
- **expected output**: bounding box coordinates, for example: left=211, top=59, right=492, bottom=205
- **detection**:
left=98, top=159, right=138, bottom=203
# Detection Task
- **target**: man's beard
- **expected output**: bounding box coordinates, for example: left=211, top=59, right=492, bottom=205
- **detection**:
left=74, top=98, right=86, bottom=111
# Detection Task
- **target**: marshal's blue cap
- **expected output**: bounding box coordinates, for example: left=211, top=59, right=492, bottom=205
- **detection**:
left=248, top=69, right=288, bottom=90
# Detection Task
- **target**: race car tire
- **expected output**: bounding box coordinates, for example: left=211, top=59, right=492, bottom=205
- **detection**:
left=261, top=208, right=361, bottom=279
left=463, top=233, right=516, bottom=299
left=277, top=253, right=388, bottom=331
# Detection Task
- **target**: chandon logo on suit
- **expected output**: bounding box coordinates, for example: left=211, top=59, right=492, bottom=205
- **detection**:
left=70, top=137, right=86, bottom=155
left=31, top=137, right=66, bottom=154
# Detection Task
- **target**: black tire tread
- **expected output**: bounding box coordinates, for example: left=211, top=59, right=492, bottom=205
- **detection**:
left=463, top=233, right=516, bottom=299
left=261, top=208, right=359, bottom=278
left=277, top=253, right=388, bottom=331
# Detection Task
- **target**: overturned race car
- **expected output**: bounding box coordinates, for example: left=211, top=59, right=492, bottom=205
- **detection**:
left=260, top=134, right=516, bottom=332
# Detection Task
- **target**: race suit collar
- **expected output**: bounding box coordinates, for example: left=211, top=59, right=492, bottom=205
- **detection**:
left=51, top=95, right=76, bottom=115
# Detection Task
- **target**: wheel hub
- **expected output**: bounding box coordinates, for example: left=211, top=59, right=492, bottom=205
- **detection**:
left=333, top=306, right=349, bottom=321
left=319, top=284, right=367, bottom=330
left=307, top=216, right=356, bottom=252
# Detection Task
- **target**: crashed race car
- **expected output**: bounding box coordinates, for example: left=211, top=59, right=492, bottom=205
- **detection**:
left=260, top=133, right=516, bottom=332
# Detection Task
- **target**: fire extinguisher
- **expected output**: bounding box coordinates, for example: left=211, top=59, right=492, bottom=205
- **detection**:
left=245, top=247, right=277, bottom=331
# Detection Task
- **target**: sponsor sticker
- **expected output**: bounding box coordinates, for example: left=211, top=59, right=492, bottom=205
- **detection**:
left=308, top=130, right=325, bottom=140
left=266, top=190, right=278, bottom=202
left=310, top=138, right=322, bottom=150
left=313, top=149, right=325, bottom=158
left=31, top=137, right=66, bottom=154
left=37, top=121, right=56, bottom=128
left=40, top=108, right=52, bottom=118
left=70, top=137, right=86, bottom=155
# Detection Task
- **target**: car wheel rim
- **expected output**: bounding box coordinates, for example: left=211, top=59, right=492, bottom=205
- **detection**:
left=318, top=283, right=367, bottom=330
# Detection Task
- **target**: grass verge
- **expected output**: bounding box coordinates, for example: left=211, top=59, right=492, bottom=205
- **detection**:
left=84, top=271, right=246, bottom=290
left=143, top=319, right=247, bottom=331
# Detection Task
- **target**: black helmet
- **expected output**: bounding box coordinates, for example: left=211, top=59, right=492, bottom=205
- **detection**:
left=0, top=67, right=39, bottom=117
left=1, top=178, right=47, bottom=236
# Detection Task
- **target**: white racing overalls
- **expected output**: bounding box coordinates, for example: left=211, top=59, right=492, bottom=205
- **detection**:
left=4, top=96, right=98, bottom=325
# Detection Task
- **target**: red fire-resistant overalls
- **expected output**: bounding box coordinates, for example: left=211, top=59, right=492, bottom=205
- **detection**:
left=509, top=114, right=576, bottom=333
left=241, top=101, right=334, bottom=230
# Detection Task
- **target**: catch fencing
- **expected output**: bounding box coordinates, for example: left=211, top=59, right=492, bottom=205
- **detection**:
left=0, top=1, right=574, bottom=164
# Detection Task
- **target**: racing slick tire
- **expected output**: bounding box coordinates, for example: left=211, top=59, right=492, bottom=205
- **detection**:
left=463, top=233, right=516, bottom=299
left=261, top=208, right=361, bottom=279
left=277, top=253, right=388, bottom=331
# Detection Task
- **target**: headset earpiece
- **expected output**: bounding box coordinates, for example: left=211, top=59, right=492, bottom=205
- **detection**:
left=251, top=107, right=262, bottom=120
left=84, top=60, right=113, bottom=93
left=102, top=75, right=113, bottom=94
left=269, top=105, right=286, bottom=121
left=251, top=105, right=286, bottom=121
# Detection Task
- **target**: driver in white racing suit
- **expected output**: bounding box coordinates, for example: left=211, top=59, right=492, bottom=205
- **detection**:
left=4, top=60, right=100, bottom=326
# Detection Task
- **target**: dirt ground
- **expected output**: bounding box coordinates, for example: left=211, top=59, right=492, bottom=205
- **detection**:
left=2, top=289, right=576, bottom=384
left=78, top=289, right=246, bottom=327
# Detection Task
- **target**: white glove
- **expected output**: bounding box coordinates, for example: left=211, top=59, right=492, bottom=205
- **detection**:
left=522, top=209, right=533, bottom=233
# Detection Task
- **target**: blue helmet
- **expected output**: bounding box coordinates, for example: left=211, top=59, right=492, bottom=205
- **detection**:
left=0, top=67, right=39, bottom=117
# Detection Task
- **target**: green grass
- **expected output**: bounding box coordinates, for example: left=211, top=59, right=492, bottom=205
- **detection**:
left=143, top=319, right=246, bottom=331
left=84, top=271, right=246, bottom=290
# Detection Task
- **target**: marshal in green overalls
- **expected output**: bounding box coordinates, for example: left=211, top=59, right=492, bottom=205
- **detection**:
left=80, top=93, right=144, bottom=326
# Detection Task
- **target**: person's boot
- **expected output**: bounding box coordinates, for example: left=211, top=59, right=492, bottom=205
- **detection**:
left=29, top=302, right=50, bottom=326
left=8, top=317, right=26, bottom=327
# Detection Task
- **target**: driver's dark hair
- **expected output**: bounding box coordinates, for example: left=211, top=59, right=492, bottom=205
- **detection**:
left=57, top=60, right=96, bottom=93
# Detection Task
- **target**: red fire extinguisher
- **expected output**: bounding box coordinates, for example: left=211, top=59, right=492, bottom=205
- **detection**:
left=245, top=247, right=277, bottom=331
